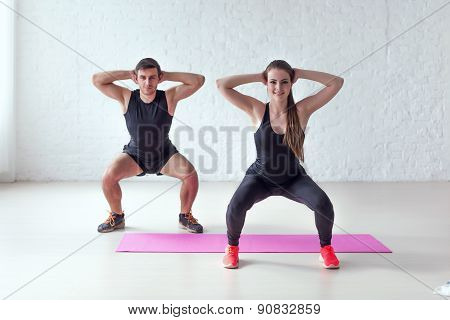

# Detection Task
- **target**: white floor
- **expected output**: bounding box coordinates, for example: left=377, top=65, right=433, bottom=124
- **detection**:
left=0, top=181, right=449, bottom=300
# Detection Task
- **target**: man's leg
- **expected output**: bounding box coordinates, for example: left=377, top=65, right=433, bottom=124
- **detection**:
left=160, top=153, right=202, bottom=232
left=102, top=153, right=144, bottom=214
left=160, top=153, right=198, bottom=213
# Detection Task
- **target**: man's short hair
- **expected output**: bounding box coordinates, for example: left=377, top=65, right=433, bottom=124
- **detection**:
left=135, top=58, right=161, bottom=76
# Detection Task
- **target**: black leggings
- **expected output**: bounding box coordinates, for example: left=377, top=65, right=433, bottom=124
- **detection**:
left=226, top=172, right=335, bottom=247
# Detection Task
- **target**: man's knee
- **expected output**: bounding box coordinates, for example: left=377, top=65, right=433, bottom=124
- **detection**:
left=180, top=168, right=198, bottom=182
left=102, top=167, right=121, bottom=185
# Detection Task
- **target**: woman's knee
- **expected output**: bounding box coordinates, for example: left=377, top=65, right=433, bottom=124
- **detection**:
left=311, top=193, right=334, bottom=215
left=226, top=202, right=244, bottom=227
left=227, top=194, right=253, bottom=217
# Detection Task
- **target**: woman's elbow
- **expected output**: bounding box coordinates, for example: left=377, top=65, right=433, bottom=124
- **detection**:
left=91, top=73, right=104, bottom=87
left=91, top=74, right=99, bottom=85
left=197, top=75, right=205, bottom=87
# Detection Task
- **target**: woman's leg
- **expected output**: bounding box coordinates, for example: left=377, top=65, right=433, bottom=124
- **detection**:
left=282, top=173, right=335, bottom=247
left=226, top=175, right=273, bottom=246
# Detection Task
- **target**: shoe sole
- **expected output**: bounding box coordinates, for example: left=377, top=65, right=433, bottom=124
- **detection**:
left=98, top=221, right=125, bottom=233
left=223, top=259, right=239, bottom=269
left=178, top=223, right=203, bottom=233
left=319, top=255, right=340, bottom=269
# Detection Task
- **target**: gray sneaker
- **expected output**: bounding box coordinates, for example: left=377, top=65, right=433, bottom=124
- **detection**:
left=179, top=211, right=203, bottom=233
left=97, top=211, right=125, bottom=233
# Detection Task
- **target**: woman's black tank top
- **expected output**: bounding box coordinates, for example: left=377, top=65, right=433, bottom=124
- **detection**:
left=246, top=103, right=303, bottom=184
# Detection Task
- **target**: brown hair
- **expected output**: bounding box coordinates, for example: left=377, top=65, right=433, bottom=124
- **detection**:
left=263, top=60, right=305, bottom=162
left=135, top=58, right=161, bottom=76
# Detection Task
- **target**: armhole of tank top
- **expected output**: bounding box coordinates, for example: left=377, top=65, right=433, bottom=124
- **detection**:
left=296, top=102, right=309, bottom=134
left=160, top=90, right=173, bottom=116
left=123, top=90, right=136, bottom=116
left=254, top=103, right=269, bottom=132
left=264, top=103, right=269, bottom=120
left=158, top=90, right=165, bottom=106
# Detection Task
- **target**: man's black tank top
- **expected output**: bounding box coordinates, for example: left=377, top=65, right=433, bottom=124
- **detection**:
left=123, top=89, right=176, bottom=158
left=246, top=103, right=303, bottom=184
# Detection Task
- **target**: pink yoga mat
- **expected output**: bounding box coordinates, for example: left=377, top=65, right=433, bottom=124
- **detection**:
left=116, top=233, right=391, bottom=253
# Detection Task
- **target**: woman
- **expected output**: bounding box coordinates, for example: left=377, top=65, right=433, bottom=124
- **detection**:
left=216, top=60, right=344, bottom=269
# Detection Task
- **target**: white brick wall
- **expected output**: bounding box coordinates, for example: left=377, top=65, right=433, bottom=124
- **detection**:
left=14, top=0, right=450, bottom=181
left=0, top=0, right=15, bottom=182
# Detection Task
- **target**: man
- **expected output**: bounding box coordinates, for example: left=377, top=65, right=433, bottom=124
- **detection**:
left=92, top=58, right=205, bottom=233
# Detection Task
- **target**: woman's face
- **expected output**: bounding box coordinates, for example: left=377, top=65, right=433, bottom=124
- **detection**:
left=266, top=68, right=292, bottom=103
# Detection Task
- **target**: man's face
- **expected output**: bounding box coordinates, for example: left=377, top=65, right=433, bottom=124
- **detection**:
left=137, top=67, right=160, bottom=95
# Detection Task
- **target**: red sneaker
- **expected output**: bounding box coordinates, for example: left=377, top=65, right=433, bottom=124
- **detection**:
left=319, top=245, right=340, bottom=269
left=223, top=245, right=239, bottom=269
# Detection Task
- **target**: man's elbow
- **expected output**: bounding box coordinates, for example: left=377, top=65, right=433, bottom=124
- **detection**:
left=335, top=77, right=344, bottom=88
left=92, top=73, right=101, bottom=87
left=196, top=75, right=205, bottom=87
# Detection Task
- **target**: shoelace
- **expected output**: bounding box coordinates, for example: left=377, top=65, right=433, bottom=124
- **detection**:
left=104, top=210, right=123, bottom=227
left=226, top=246, right=239, bottom=256
left=104, top=211, right=116, bottom=227
left=184, top=211, right=198, bottom=225
left=321, top=245, right=335, bottom=257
